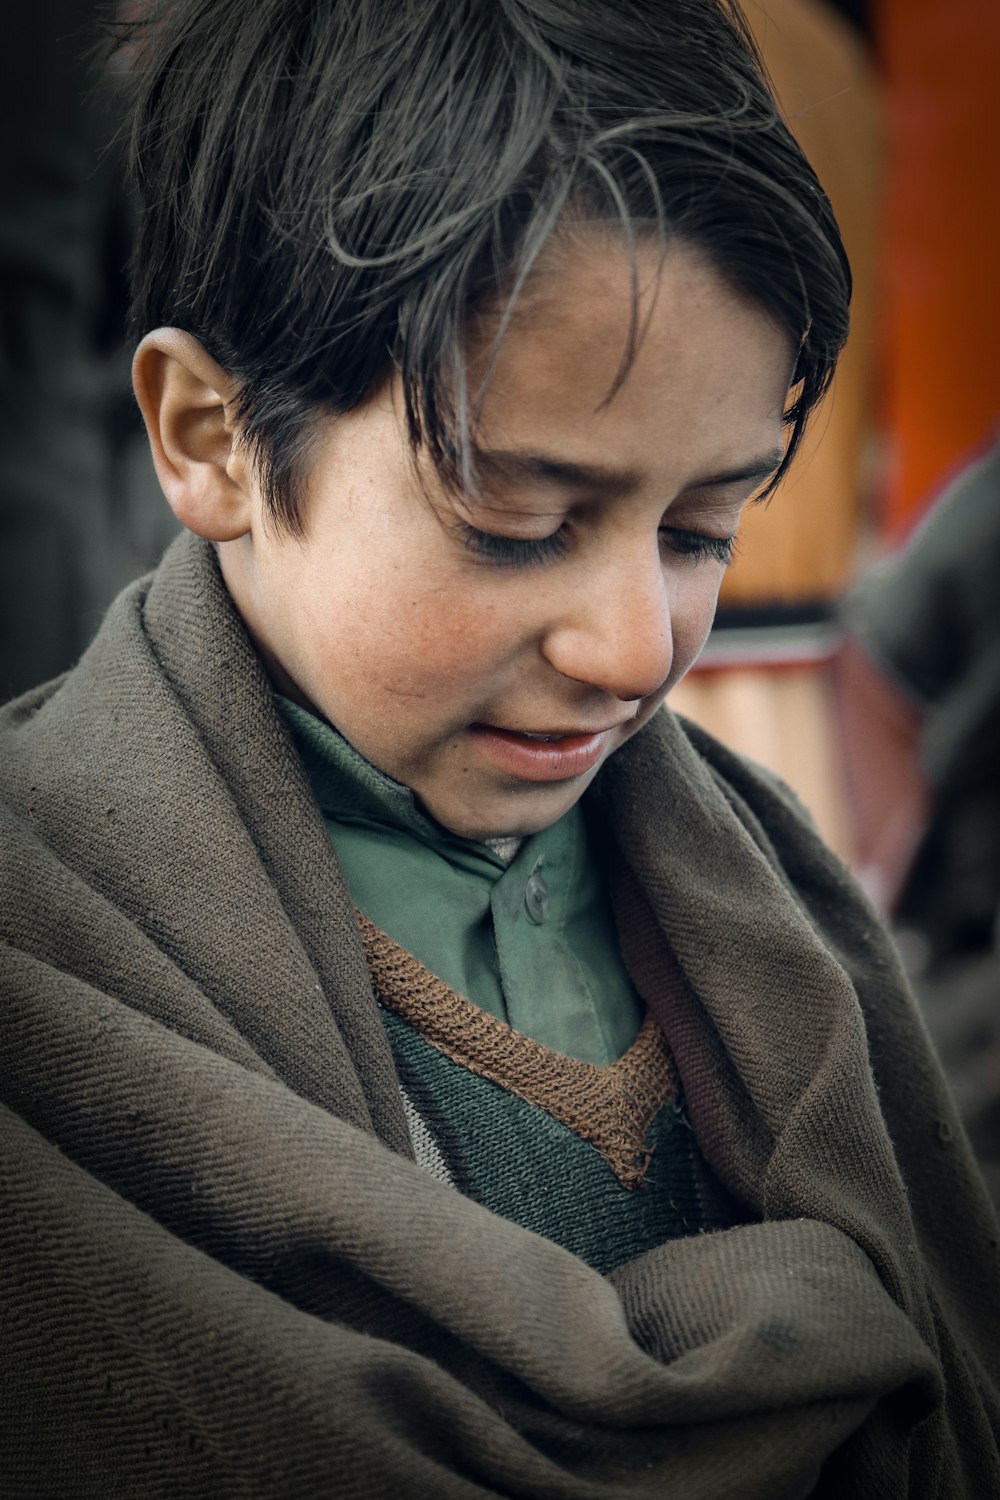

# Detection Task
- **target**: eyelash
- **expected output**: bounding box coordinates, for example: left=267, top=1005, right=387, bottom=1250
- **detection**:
left=458, top=523, right=735, bottom=570
left=458, top=525, right=570, bottom=569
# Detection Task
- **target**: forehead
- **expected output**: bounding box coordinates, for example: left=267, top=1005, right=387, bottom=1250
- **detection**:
left=466, top=235, right=794, bottom=492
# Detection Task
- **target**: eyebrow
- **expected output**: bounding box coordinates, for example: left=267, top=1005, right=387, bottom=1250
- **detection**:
left=472, top=447, right=785, bottom=497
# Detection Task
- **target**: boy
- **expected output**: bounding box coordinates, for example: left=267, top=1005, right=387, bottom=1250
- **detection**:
left=1, top=1, right=997, bottom=1495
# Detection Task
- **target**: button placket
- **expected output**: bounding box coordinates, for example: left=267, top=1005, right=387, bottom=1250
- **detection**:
left=524, top=854, right=550, bottom=925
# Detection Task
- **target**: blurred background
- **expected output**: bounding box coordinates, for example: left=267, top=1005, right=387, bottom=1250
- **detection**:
left=2, top=0, right=998, bottom=1194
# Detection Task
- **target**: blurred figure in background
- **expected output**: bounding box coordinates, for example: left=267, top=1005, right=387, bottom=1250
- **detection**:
left=840, top=440, right=1000, bottom=1202
left=0, top=0, right=173, bottom=702
left=843, top=440, right=1000, bottom=953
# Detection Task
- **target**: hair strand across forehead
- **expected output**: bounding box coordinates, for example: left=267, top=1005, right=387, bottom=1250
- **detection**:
left=115, top=0, right=850, bottom=530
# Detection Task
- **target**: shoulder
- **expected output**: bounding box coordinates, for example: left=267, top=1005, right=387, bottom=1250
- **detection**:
left=0, top=535, right=280, bottom=932
left=622, top=705, right=830, bottom=874
left=0, top=567, right=163, bottom=842
left=601, top=705, right=900, bottom=1006
left=670, top=710, right=819, bottom=826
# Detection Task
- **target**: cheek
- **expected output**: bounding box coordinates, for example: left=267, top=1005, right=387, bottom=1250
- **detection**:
left=669, top=571, right=726, bottom=675
left=347, top=592, right=517, bottom=707
left=397, top=589, right=517, bottom=672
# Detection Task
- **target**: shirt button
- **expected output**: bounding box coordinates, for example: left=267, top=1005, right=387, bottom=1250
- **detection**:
left=524, top=871, right=550, bottom=924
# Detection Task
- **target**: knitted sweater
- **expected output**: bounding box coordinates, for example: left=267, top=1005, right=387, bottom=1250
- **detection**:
left=359, top=916, right=733, bottom=1271
left=1, top=532, right=998, bottom=1498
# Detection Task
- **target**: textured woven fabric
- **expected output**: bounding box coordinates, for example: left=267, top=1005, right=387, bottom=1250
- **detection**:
left=1, top=531, right=999, bottom=1498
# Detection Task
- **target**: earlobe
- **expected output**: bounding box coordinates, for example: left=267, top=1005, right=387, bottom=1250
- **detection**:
left=132, top=329, right=253, bottom=541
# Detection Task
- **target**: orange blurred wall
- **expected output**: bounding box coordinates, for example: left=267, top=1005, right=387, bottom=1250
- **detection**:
left=877, top=0, right=1000, bottom=537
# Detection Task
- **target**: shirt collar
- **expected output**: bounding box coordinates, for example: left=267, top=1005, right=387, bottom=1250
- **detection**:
left=276, top=695, right=515, bottom=874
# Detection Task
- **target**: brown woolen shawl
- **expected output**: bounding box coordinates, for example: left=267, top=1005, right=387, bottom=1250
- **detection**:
left=0, top=532, right=997, bottom=1498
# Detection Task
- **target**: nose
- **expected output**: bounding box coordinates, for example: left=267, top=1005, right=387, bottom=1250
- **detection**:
left=540, top=551, right=674, bottom=703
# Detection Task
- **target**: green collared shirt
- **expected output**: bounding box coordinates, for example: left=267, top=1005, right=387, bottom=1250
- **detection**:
left=279, top=698, right=645, bottom=1064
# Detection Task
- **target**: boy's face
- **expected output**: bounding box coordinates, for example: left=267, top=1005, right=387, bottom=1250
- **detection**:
left=223, top=239, right=794, bottom=839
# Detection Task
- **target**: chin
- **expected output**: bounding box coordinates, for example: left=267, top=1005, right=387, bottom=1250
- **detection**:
left=427, top=787, right=582, bottom=842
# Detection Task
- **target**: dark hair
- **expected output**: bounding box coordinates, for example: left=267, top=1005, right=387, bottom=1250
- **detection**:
left=120, top=0, right=851, bottom=533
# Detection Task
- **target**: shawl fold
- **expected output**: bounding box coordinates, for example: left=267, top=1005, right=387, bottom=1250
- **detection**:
left=1, top=532, right=997, bottom=1498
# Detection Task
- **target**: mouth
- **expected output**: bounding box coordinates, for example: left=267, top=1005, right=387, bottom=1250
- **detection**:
left=468, top=722, right=624, bottom=782
left=509, top=728, right=603, bottom=743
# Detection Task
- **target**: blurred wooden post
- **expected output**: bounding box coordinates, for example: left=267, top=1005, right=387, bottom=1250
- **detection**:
left=876, top=0, right=1000, bottom=538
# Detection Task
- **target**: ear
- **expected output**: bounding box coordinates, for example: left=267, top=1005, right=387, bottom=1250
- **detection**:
left=132, top=329, right=253, bottom=541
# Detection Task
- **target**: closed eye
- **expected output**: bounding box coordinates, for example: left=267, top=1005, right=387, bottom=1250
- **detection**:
left=456, top=521, right=735, bottom=570
left=457, top=522, right=570, bottom=569
left=662, top=528, right=735, bottom=565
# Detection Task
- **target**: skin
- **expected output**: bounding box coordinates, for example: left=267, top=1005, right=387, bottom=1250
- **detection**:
left=134, top=237, right=795, bottom=840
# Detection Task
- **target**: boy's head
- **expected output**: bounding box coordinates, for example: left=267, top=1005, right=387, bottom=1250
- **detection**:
left=125, top=0, right=850, bottom=838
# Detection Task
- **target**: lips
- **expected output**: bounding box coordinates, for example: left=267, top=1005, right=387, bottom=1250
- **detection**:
left=510, top=728, right=605, bottom=742
left=468, top=723, right=618, bottom=782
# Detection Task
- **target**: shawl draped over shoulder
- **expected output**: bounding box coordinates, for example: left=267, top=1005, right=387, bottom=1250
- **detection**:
left=1, top=533, right=998, bottom=1498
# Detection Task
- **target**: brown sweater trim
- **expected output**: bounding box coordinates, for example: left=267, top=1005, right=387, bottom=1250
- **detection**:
left=356, top=910, right=679, bottom=1189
